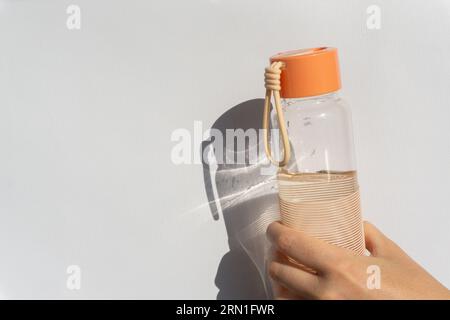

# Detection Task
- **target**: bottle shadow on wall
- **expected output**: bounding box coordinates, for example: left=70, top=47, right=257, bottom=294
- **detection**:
left=201, top=99, right=279, bottom=300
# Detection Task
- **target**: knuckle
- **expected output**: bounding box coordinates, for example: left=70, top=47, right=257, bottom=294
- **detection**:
left=277, top=234, right=294, bottom=252
left=268, top=261, right=282, bottom=280
left=301, top=242, right=315, bottom=258
left=318, top=286, right=341, bottom=300
left=266, top=222, right=277, bottom=237
left=321, top=291, right=340, bottom=300
left=334, top=257, right=354, bottom=274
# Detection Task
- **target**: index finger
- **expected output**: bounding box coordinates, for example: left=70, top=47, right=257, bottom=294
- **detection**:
left=267, top=221, right=351, bottom=273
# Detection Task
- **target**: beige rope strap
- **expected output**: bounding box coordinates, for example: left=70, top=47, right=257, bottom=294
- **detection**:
left=263, top=61, right=291, bottom=167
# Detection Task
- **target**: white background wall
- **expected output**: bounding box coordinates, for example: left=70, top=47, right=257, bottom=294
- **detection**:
left=0, top=0, right=449, bottom=299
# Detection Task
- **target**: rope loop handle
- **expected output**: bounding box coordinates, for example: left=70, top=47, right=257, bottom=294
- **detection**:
left=263, top=61, right=291, bottom=167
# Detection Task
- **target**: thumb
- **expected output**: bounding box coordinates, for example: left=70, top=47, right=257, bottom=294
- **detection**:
left=364, top=221, right=390, bottom=256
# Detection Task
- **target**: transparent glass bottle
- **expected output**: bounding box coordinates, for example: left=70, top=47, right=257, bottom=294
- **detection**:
left=267, top=48, right=365, bottom=255
left=282, top=93, right=356, bottom=174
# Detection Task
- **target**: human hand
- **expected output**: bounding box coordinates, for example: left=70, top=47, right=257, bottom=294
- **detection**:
left=267, top=221, right=450, bottom=300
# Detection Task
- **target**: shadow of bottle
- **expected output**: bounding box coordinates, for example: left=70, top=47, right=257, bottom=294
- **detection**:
left=201, top=99, right=279, bottom=299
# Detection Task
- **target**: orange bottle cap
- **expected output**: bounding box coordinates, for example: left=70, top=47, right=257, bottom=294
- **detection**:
left=270, top=47, right=341, bottom=98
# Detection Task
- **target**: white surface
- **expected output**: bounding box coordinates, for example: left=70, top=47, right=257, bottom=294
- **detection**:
left=0, top=0, right=449, bottom=299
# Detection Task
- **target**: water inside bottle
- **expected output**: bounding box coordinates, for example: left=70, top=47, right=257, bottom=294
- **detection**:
left=277, top=170, right=365, bottom=255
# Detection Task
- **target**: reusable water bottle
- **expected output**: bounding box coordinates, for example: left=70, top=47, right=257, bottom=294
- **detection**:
left=263, top=47, right=365, bottom=256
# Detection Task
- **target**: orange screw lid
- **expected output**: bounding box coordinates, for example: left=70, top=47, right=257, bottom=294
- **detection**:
left=270, top=47, right=341, bottom=98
